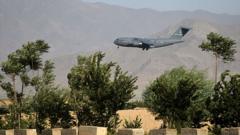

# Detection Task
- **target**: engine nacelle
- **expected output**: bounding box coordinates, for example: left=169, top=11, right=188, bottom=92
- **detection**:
left=132, top=41, right=142, bottom=46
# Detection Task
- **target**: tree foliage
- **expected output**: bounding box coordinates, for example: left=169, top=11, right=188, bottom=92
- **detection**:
left=0, top=98, right=35, bottom=129
left=0, top=40, right=73, bottom=131
left=107, top=115, right=122, bottom=135
left=1, top=40, right=49, bottom=100
left=123, top=116, right=142, bottom=128
left=125, top=100, right=146, bottom=109
left=67, top=52, right=137, bottom=127
left=207, top=70, right=240, bottom=128
left=199, top=32, right=236, bottom=82
left=32, top=87, right=73, bottom=131
left=30, top=60, right=74, bottom=132
left=143, top=67, right=213, bottom=130
left=0, top=40, right=49, bottom=129
left=199, top=32, right=236, bottom=62
left=31, top=60, right=56, bottom=91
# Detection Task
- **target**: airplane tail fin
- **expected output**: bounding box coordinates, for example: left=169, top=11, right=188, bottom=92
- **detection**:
left=170, top=27, right=191, bottom=39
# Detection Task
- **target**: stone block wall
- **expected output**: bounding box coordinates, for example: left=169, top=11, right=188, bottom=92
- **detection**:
left=42, top=128, right=62, bottom=135
left=149, top=128, right=177, bottom=135
left=117, top=128, right=144, bottom=135
left=222, top=127, right=240, bottom=135
left=78, top=126, right=107, bottom=135
left=61, top=129, right=77, bottom=135
left=0, top=130, right=14, bottom=135
left=14, top=129, right=37, bottom=135
left=181, top=128, right=208, bottom=135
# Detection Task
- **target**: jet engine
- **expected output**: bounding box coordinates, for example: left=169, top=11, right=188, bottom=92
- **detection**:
left=132, top=41, right=143, bottom=46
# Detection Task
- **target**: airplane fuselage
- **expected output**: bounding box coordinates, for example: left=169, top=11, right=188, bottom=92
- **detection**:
left=114, top=37, right=184, bottom=50
left=113, top=27, right=191, bottom=50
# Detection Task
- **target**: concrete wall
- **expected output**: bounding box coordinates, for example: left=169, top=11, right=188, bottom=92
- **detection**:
left=117, top=128, right=144, bottom=135
left=42, top=128, right=62, bottom=135
left=8, top=126, right=240, bottom=135
left=181, top=128, right=208, bottom=135
left=222, top=127, right=240, bottom=135
left=0, top=130, right=14, bottom=135
left=78, top=126, right=107, bottom=135
left=61, top=129, right=77, bottom=135
left=14, top=129, right=37, bottom=135
left=149, top=129, right=177, bottom=135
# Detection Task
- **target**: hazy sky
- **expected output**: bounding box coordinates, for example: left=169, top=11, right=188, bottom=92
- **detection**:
left=83, top=0, right=240, bottom=15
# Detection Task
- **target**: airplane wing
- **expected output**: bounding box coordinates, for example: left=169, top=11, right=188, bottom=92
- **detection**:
left=152, top=42, right=174, bottom=48
left=151, top=40, right=183, bottom=48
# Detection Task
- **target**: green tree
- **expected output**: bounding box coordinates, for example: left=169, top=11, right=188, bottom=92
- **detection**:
left=67, top=52, right=137, bottom=128
left=31, top=61, right=74, bottom=132
left=32, top=87, right=73, bottom=131
left=207, top=70, right=240, bottom=133
left=143, top=67, right=213, bottom=131
left=0, top=40, right=49, bottom=129
left=199, top=32, right=236, bottom=83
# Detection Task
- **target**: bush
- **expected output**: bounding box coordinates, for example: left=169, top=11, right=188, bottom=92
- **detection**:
left=123, top=116, right=142, bottom=128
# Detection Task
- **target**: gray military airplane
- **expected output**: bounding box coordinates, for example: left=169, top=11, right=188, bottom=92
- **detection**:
left=114, top=27, right=191, bottom=50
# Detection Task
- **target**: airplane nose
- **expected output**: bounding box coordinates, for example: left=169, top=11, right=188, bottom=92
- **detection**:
left=114, top=39, right=119, bottom=45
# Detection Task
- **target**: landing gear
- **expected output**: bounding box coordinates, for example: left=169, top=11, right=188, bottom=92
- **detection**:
left=141, top=44, right=149, bottom=51
left=142, top=47, right=149, bottom=51
left=117, top=46, right=119, bottom=48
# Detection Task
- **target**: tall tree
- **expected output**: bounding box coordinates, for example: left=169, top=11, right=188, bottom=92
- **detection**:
left=143, top=67, right=213, bottom=131
left=199, top=32, right=236, bottom=83
left=67, top=52, right=137, bottom=127
left=1, top=53, right=24, bottom=102
left=0, top=40, right=49, bottom=128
